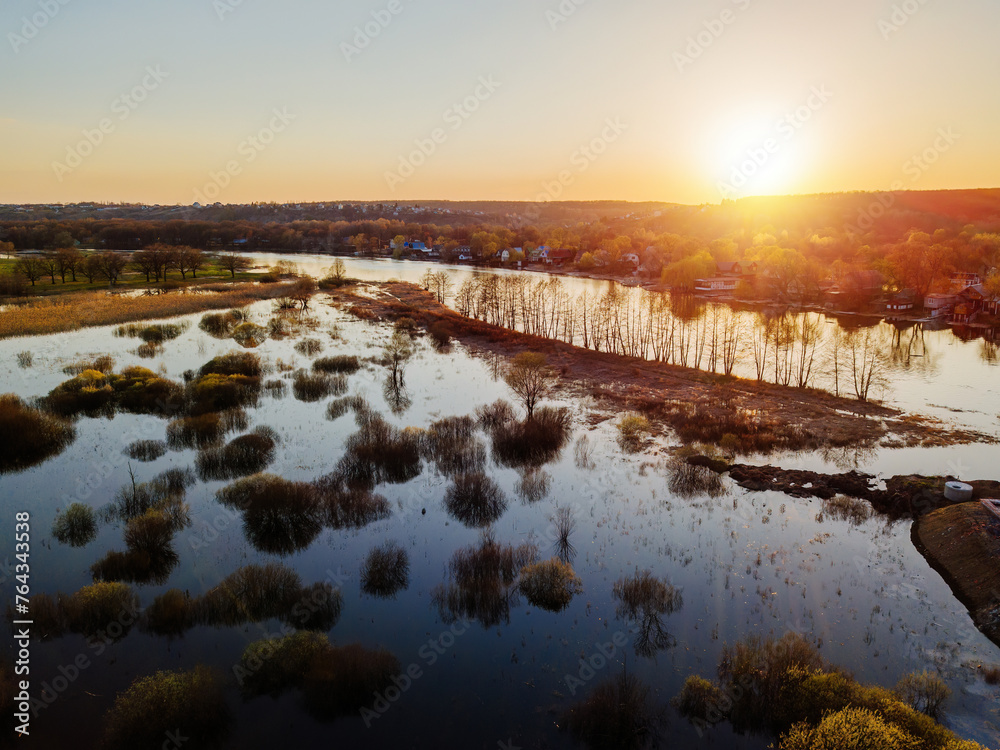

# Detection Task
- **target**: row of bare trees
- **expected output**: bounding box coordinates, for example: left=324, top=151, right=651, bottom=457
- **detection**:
left=10, top=245, right=251, bottom=288
left=452, top=272, right=892, bottom=401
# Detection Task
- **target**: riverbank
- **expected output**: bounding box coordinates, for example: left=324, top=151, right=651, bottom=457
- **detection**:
left=332, top=281, right=995, bottom=453
left=914, top=502, right=1000, bottom=647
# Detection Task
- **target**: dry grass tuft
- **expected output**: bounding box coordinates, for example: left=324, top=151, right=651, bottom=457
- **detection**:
left=0, top=394, right=76, bottom=473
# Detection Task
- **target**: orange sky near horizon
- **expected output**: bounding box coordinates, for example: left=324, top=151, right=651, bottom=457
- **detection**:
left=1, top=0, right=998, bottom=206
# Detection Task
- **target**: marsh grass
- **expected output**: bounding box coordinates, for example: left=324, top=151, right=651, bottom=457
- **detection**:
left=360, top=541, right=410, bottom=598
left=518, top=558, right=582, bottom=612
left=313, top=354, right=362, bottom=374
left=264, top=378, right=287, bottom=397
left=552, top=505, right=577, bottom=563
left=199, top=310, right=242, bottom=338
left=0, top=394, right=76, bottom=473
left=432, top=531, right=537, bottom=628
left=292, top=370, right=346, bottom=402
left=188, top=373, right=261, bottom=414
left=196, top=563, right=303, bottom=627
left=617, top=412, right=652, bottom=453
left=516, top=468, right=551, bottom=504
left=667, top=450, right=726, bottom=498
left=334, top=412, right=422, bottom=488
left=613, top=570, right=683, bottom=657
left=232, top=322, right=268, bottom=348
left=444, top=471, right=508, bottom=528
left=142, top=589, right=195, bottom=637
left=0, top=283, right=297, bottom=339
left=421, top=415, right=486, bottom=476
left=196, top=427, right=279, bottom=481
left=294, top=337, right=323, bottom=356
left=51, top=503, right=98, bottom=547
left=489, top=406, right=572, bottom=469
left=101, top=666, right=230, bottom=750
left=475, top=399, right=516, bottom=431
left=62, top=355, right=115, bottom=375
left=326, top=394, right=370, bottom=421
left=315, top=479, right=392, bottom=529
left=217, top=474, right=324, bottom=555
left=237, top=633, right=399, bottom=721
left=199, top=351, right=263, bottom=378
left=45, top=367, right=185, bottom=417
left=62, top=582, right=140, bottom=639
left=16, top=350, right=32, bottom=368
left=114, top=321, right=187, bottom=343
left=822, top=494, right=874, bottom=526
left=893, top=671, right=951, bottom=719
left=166, top=409, right=248, bottom=449
left=108, top=466, right=195, bottom=524
left=125, top=439, right=167, bottom=462
left=565, top=672, right=659, bottom=750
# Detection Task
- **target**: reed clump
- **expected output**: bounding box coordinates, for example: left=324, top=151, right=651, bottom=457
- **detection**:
left=51, top=503, right=97, bottom=547
left=0, top=394, right=76, bottom=473
left=360, top=541, right=410, bottom=598
left=101, top=666, right=230, bottom=750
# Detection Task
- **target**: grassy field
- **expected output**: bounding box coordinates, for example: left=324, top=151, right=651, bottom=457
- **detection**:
left=0, top=281, right=303, bottom=339
left=0, top=256, right=261, bottom=297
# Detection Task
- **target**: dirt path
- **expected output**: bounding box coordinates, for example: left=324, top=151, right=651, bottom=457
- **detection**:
left=333, top=281, right=995, bottom=453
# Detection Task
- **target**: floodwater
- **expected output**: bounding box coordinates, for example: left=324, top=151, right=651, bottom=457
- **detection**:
left=0, top=258, right=997, bottom=749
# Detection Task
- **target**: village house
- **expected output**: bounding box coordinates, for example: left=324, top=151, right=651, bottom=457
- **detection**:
left=924, top=292, right=959, bottom=318
left=540, top=248, right=575, bottom=266
left=716, top=260, right=758, bottom=277
left=886, top=290, right=916, bottom=313
left=694, top=276, right=740, bottom=293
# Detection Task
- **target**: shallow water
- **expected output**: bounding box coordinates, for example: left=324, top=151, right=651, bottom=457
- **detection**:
left=0, top=283, right=998, bottom=748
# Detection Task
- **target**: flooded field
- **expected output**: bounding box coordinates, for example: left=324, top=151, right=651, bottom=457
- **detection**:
left=1, top=268, right=998, bottom=748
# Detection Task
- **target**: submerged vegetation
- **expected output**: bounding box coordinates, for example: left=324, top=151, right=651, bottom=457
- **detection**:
left=518, top=558, right=582, bottom=612
left=0, top=393, right=76, bottom=473
left=444, top=471, right=508, bottom=528
left=433, top=531, right=538, bottom=628
left=360, top=541, right=411, bottom=598
left=237, top=632, right=399, bottom=720
left=102, top=666, right=230, bottom=750
left=125, top=438, right=167, bottom=462
left=613, top=570, right=683, bottom=657
left=51, top=502, right=98, bottom=547
left=44, top=366, right=185, bottom=417
left=196, top=426, right=279, bottom=481
left=483, top=403, right=572, bottom=469
left=565, top=672, right=661, bottom=750
left=676, top=632, right=986, bottom=749
left=217, top=473, right=323, bottom=555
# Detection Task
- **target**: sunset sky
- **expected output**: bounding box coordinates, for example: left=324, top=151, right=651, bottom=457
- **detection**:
left=1, top=0, right=997, bottom=205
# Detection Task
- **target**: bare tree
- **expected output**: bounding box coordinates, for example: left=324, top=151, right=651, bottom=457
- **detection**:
left=846, top=326, right=888, bottom=402
left=503, top=351, right=552, bottom=419
left=56, top=247, right=82, bottom=282
left=383, top=330, right=414, bottom=387
left=13, top=256, right=45, bottom=286
left=96, top=251, right=130, bottom=286
left=219, top=252, right=251, bottom=279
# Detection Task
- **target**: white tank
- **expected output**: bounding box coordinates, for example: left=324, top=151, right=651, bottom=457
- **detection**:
left=944, top=481, right=974, bottom=502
